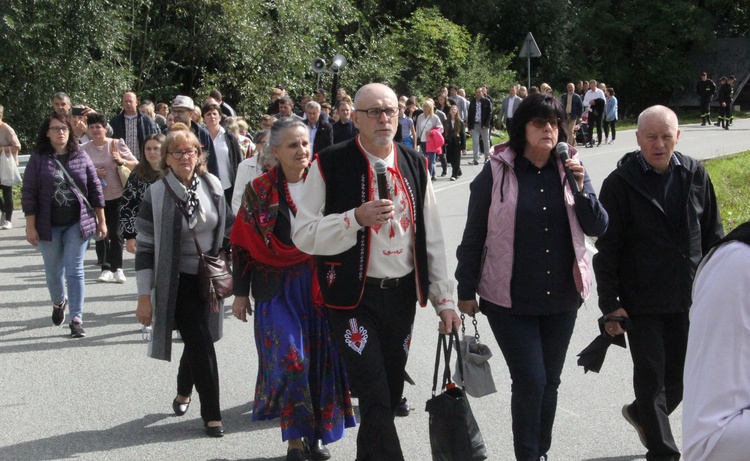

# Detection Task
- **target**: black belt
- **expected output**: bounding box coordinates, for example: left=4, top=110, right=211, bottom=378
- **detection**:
left=365, top=272, right=413, bottom=290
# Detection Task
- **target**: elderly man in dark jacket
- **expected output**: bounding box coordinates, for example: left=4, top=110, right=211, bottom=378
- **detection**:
left=593, top=105, right=723, bottom=461
left=109, top=92, right=160, bottom=161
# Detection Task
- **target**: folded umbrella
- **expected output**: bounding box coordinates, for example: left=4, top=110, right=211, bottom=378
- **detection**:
left=577, top=316, right=633, bottom=373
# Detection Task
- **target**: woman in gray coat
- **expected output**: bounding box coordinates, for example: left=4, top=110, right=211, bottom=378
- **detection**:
left=135, top=128, right=233, bottom=437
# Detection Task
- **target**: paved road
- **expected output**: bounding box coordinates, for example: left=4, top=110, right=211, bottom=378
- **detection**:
left=0, top=119, right=747, bottom=460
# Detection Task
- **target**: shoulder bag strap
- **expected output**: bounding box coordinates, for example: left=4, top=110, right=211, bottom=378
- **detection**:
left=161, top=177, right=206, bottom=255
left=52, top=157, right=94, bottom=213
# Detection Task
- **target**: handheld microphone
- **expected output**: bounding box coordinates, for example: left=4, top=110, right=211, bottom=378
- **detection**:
left=555, top=142, right=581, bottom=195
left=374, top=159, right=389, bottom=200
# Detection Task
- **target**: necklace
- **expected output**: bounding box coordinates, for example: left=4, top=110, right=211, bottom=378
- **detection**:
left=283, top=177, right=297, bottom=215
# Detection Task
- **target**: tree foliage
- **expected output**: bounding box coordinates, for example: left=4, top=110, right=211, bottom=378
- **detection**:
left=1, top=0, right=749, bottom=147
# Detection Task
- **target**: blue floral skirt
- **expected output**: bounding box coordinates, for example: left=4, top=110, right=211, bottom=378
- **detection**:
left=252, top=263, right=356, bottom=443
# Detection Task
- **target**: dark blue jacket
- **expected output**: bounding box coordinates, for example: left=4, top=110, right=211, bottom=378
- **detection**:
left=109, top=112, right=160, bottom=159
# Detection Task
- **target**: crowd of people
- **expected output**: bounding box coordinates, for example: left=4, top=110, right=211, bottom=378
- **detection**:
left=4, top=75, right=743, bottom=461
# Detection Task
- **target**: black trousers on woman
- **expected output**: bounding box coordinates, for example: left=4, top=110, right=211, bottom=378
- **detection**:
left=175, top=272, right=222, bottom=423
left=95, top=198, right=124, bottom=271
left=0, top=185, right=13, bottom=220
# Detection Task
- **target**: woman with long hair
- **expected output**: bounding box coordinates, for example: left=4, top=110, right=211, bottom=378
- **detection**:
left=22, top=113, right=106, bottom=338
left=415, top=99, right=443, bottom=181
left=119, top=133, right=165, bottom=254
left=231, top=118, right=355, bottom=461
left=444, top=104, right=466, bottom=181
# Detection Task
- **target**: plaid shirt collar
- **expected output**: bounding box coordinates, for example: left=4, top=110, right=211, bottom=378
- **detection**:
left=636, top=151, right=681, bottom=174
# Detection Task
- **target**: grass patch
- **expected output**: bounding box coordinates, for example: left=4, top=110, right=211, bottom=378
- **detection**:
left=704, top=150, right=750, bottom=232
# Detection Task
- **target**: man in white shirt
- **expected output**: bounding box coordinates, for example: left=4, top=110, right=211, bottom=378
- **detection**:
left=683, top=221, right=750, bottom=461
left=583, top=79, right=606, bottom=147
left=292, top=83, right=460, bottom=461
left=499, top=85, right=522, bottom=133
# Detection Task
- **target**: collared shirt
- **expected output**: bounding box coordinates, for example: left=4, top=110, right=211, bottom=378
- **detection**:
left=124, top=115, right=139, bottom=159
left=506, top=155, right=580, bottom=314
left=507, top=97, right=516, bottom=118
left=636, top=152, right=684, bottom=230
left=292, top=139, right=456, bottom=314
left=309, top=122, right=318, bottom=148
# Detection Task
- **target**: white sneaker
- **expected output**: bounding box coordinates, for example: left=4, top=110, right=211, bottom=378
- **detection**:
left=1, top=220, right=12, bottom=230
left=113, top=269, right=127, bottom=284
left=97, top=270, right=114, bottom=283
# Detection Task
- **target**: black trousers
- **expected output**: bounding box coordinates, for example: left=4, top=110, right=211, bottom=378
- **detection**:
left=0, top=185, right=13, bottom=220
left=95, top=198, right=123, bottom=271
left=589, top=111, right=603, bottom=144
left=603, top=120, right=617, bottom=140
left=627, top=313, right=688, bottom=461
left=175, top=272, right=222, bottom=423
left=327, top=277, right=417, bottom=461
left=699, top=97, right=711, bottom=118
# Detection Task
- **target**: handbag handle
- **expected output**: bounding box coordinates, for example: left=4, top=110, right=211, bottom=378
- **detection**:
left=52, top=157, right=95, bottom=214
left=431, top=330, right=465, bottom=396
left=460, top=313, right=481, bottom=342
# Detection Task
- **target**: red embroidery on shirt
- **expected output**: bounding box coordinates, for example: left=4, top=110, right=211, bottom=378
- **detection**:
left=382, top=249, right=403, bottom=256
left=344, top=214, right=351, bottom=230
left=372, top=223, right=382, bottom=234
left=400, top=215, right=410, bottom=232
left=389, top=224, right=395, bottom=239
left=436, top=298, right=453, bottom=306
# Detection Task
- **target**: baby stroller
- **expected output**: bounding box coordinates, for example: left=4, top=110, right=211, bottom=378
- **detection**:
left=575, top=114, right=592, bottom=147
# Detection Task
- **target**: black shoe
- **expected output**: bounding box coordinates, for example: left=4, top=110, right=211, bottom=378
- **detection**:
left=286, top=448, right=309, bottom=461
left=707, top=117, right=712, bottom=125
left=395, top=397, right=411, bottom=417
left=471, top=160, right=479, bottom=165
left=725, top=125, right=729, bottom=130
left=307, top=440, right=331, bottom=461
left=69, top=322, right=85, bottom=338
left=701, top=121, right=706, bottom=126
left=714, top=122, right=721, bottom=126
left=440, top=171, right=447, bottom=177
left=52, top=299, right=66, bottom=326
left=622, top=404, right=647, bottom=448
left=172, top=397, right=190, bottom=416
left=204, top=423, right=224, bottom=438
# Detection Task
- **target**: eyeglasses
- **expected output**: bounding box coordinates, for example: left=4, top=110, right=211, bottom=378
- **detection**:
left=171, top=109, right=188, bottom=116
left=529, top=117, right=559, bottom=128
left=169, top=149, right=198, bottom=159
left=356, top=107, right=399, bottom=119
left=48, top=126, right=69, bottom=133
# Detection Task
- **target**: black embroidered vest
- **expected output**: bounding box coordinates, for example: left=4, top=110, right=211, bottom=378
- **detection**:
left=315, top=138, right=430, bottom=308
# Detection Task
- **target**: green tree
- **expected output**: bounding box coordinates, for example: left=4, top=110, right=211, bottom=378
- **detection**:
left=0, top=0, right=133, bottom=146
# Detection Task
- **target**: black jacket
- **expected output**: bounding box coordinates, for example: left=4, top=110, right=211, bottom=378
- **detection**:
left=309, top=119, right=334, bottom=155
left=593, top=151, right=724, bottom=315
left=467, top=97, right=492, bottom=130
left=109, top=112, right=160, bottom=160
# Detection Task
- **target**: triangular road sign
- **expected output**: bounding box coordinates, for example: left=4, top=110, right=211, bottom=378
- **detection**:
left=519, top=32, right=542, bottom=58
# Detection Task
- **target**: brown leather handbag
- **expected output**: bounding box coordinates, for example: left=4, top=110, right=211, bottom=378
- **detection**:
left=163, top=178, right=232, bottom=312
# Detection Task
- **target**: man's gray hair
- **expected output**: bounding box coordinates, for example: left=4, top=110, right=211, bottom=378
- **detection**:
left=305, top=101, right=321, bottom=112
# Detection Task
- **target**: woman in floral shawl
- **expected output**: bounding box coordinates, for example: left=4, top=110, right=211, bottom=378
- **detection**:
left=230, top=118, right=355, bottom=461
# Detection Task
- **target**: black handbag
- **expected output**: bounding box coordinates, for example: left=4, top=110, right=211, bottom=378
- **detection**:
left=425, top=330, right=488, bottom=461
left=163, top=178, right=232, bottom=313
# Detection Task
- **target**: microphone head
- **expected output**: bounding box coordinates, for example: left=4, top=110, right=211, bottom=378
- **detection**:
left=555, top=142, right=569, bottom=159
left=374, top=159, right=387, bottom=175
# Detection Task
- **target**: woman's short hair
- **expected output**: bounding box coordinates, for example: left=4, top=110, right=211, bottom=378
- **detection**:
left=607, top=87, right=616, bottom=96
left=268, top=117, right=307, bottom=151
left=35, top=112, right=78, bottom=154
left=159, top=129, right=207, bottom=175
left=508, top=93, right=567, bottom=155
left=201, top=102, right=221, bottom=116
left=86, top=113, right=108, bottom=127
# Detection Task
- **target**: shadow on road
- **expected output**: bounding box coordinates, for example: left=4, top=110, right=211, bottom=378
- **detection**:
left=0, top=404, right=281, bottom=461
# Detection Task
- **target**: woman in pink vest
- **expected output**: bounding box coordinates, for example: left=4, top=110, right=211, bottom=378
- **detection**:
left=455, top=93, right=608, bottom=461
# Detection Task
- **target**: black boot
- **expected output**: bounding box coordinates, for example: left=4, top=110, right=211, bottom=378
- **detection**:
left=701, top=116, right=706, bottom=126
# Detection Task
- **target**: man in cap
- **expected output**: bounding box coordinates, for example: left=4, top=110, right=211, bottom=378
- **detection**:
left=170, top=95, right=220, bottom=178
